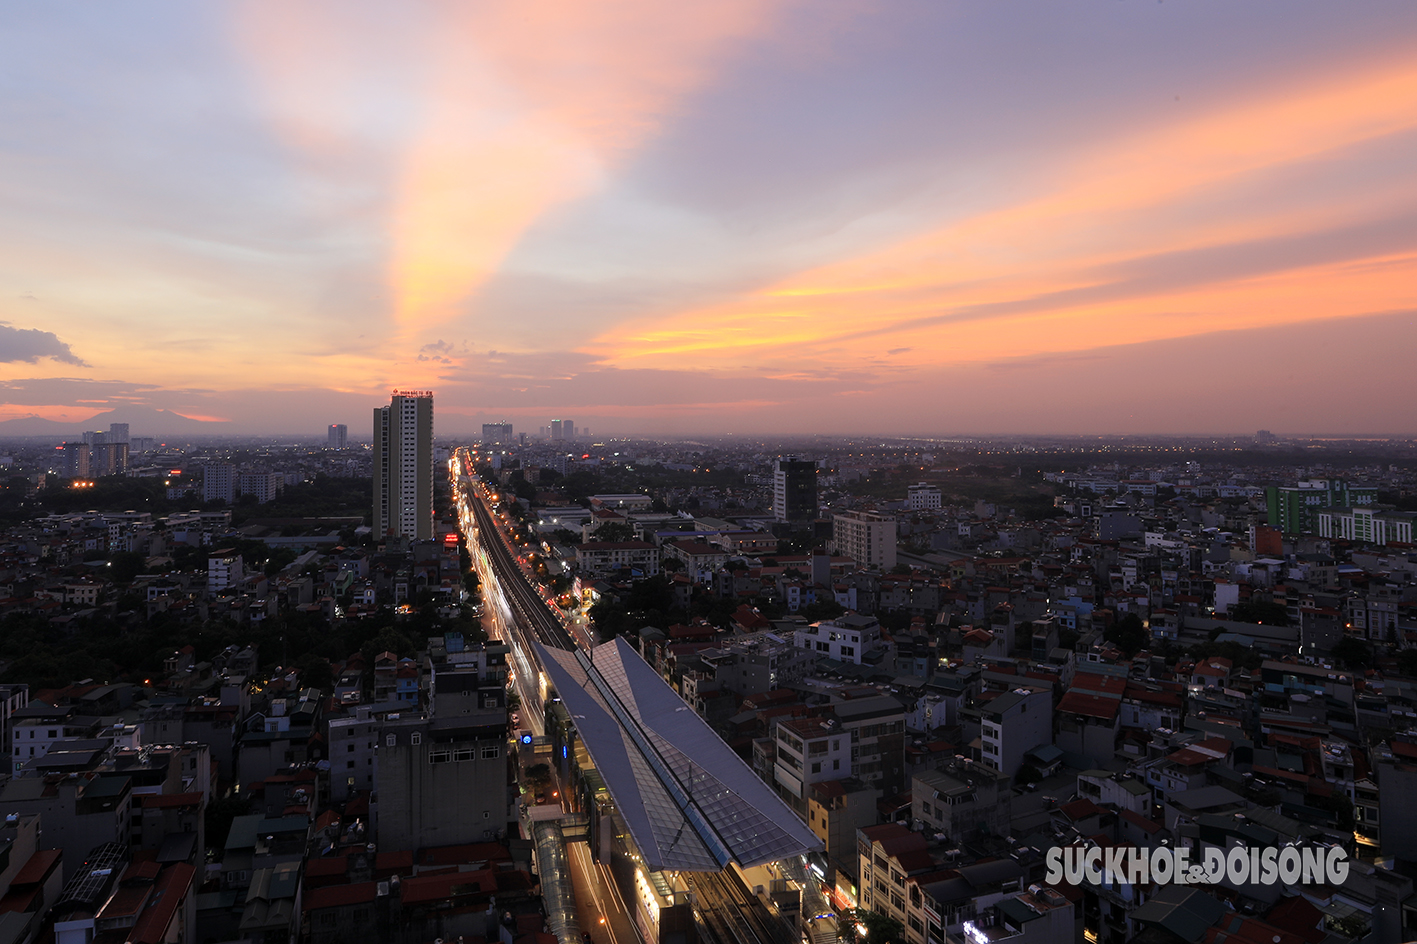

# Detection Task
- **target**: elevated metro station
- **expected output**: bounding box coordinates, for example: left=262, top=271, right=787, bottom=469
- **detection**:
left=534, top=637, right=823, bottom=944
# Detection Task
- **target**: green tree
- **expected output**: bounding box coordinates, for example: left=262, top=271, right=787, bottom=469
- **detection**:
left=1229, top=600, right=1290, bottom=626
left=524, top=763, right=551, bottom=790
left=838, top=909, right=906, bottom=944
left=294, top=653, right=334, bottom=691
left=589, top=600, right=631, bottom=641
left=205, top=793, right=251, bottom=856
left=1104, top=613, right=1148, bottom=657
left=590, top=522, right=636, bottom=543
left=1396, top=649, right=1417, bottom=677
left=1016, top=763, right=1043, bottom=786
left=800, top=599, right=846, bottom=622
left=106, top=550, right=147, bottom=585
left=1331, top=636, right=1371, bottom=670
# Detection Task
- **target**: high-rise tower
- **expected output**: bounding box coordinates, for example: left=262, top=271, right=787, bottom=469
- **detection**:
left=772, top=456, right=817, bottom=524
left=373, top=391, right=434, bottom=541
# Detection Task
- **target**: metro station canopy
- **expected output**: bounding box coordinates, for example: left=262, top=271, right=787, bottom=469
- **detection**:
left=536, top=637, right=822, bottom=873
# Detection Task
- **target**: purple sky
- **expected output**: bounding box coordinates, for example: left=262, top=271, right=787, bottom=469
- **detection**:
left=2, top=1, right=1416, bottom=437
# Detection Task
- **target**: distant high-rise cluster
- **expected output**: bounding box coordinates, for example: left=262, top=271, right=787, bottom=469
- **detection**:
left=373, top=390, right=434, bottom=541
left=550, top=419, right=575, bottom=441
left=481, top=422, right=513, bottom=443
left=57, top=423, right=131, bottom=478
left=327, top=423, right=347, bottom=448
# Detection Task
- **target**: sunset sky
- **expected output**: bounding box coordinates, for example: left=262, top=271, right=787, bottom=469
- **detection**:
left=2, top=1, right=1416, bottom=437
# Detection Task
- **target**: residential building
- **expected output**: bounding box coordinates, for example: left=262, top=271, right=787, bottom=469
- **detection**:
left=203, top=462, right=235, bottom=503
left=575, top=541, right=660, bottom=577
left=373, top=390, right=434, bottom=541
left=327, top=424, right=347, bottom=448
left=207, top=549, right=245, bottom=597
left=775, top=716, right=853, bottom=809
left=327, top=709, right=383, bottom=805
left=833, top=510, right=898, bottom=570
left=237, top=472, right=283, bottom=504
left=807, top=778, right=881, bottom=885
left=1376, top=740, right=1417, bottom=861
left=911, top=758, right=1012, bottom=841
left=795, top=614, right=883, bottom=664
left=1317, top=506, right=1417, bottom=546
left=905, top=483, right=942, bottom=511
left=963, top=888, right=1074, bottom=944
left=663, top=539, right=729, bottom=581
left=978, top=688, right=1052, bottom=778
left=832, top=692, right=908, bottom=794
left=689, top=632, right=816, bottom=700
left=0, top=776, right=132, bottom=882
left=59, top=442, right=89, bottom=479
left=1266, top=479, right=1376, bottom=534
left=11, top=702, right=93, bottom=774
left=375, top=653, right=510, bottom=851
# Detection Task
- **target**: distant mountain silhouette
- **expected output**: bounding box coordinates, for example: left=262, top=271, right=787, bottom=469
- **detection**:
left=0, top=405, right=231, bottom=439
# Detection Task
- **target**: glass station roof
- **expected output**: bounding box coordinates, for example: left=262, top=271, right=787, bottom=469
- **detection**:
left=537, top=637, right=822, bottom=873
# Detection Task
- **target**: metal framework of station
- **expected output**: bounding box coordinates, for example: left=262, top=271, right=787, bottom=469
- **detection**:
left=536, top=637, right=821, bottom=874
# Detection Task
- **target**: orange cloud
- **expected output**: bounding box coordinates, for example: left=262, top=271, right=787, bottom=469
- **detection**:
left=234, top=0, right=795, bottom=337
left=590, top=49, right=1417, bottom=371
left=388, top=0, right=800, bottom=333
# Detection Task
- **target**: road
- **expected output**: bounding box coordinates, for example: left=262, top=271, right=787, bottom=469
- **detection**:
left=451, top=454, right=797, bottom=944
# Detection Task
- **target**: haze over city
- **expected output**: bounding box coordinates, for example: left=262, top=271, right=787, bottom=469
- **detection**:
left=3, top=1, right=1417, bottom=437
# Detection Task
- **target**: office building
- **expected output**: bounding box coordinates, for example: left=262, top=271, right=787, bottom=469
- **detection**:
left=550, top=419, right=575, bottom=441
left=107, top=423, right=129, bottom=445
left=481, top=422, right=513, bottom=443
left=831, top=509, right=897, bottom=569
left=203, top=462, right=235, bottom=503
left=327, top=423, right=347, bottom=448
left=373, top=390, right=434, bottom=541
left=772, top=456, right=817, bottom=523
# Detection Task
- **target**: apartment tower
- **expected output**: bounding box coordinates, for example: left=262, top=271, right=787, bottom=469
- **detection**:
left=374, top=391, right=434, bottom=541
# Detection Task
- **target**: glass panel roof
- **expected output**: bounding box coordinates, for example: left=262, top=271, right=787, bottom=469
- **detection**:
left=538, top=639, right=821, bottom=872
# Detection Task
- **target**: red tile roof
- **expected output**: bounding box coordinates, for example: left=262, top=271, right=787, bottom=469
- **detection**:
left=1119, top=809, right=1163, bottom=835
left=1057, top=691, right=1120, bottom=721
left=303, top=881, right=381, bottom=912
left=399, top=869, right=497, bottom=905
left=9, top=849, right=61, bottom=887
left=1057, top=798, right=1105, bottom=822
left=1072, top=672, right=1127, bottom=697
left=140, top=792, right=204, bottom=810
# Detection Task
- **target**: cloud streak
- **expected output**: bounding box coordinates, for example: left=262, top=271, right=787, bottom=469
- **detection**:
left=589, top=49, right=1417, bottom=371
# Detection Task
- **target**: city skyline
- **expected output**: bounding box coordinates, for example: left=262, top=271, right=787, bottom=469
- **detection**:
left=3, top=2, right=1417, bottom=437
